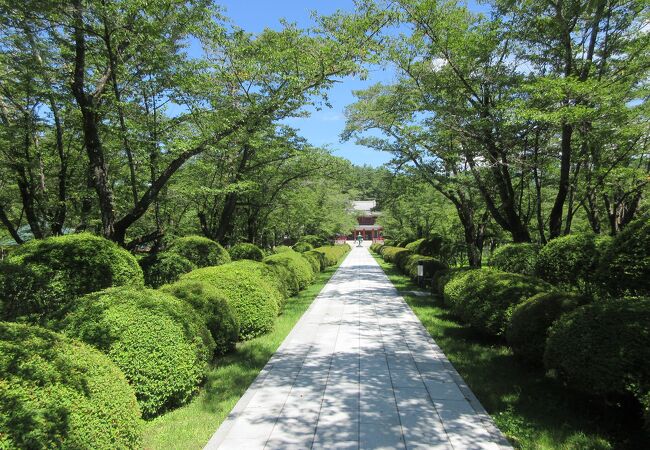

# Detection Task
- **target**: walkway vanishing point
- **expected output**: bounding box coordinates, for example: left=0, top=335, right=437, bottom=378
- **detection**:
left=206, top=244, right=512, bottom=449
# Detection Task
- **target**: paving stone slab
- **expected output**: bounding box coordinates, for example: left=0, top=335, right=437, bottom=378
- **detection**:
left=204, top=245, right=512, bottom=450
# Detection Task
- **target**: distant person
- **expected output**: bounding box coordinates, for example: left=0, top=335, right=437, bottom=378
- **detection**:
left=356, top=233, right=363, bottom=247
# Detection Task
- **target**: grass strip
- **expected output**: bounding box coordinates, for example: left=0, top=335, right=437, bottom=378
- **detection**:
left=143, top=263, right=342, bottom=449
left=373, top=254, right=647, bottom=450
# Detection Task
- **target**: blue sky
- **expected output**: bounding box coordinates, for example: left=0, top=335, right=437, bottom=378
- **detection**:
left=209, top=1, right=487, bottom=167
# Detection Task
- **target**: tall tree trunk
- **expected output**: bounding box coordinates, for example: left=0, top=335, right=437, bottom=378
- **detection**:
left=549, top=123, right=573, bottom=238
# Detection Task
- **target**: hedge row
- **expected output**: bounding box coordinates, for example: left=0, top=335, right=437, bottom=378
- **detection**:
left=369, top=244, right=448, bottom=289
left=0, top=232, right=351, bottom=445
left=313, top=244, right=351, bottom=267
left=489, top=218, right=650, bottom=297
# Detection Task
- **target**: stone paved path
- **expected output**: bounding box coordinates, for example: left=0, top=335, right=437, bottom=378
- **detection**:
left=205, top=245, right=512, bottom=450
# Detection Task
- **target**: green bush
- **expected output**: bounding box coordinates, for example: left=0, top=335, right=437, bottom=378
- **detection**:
left=181, top=262, right=281, bottom=340
left=298, top=235, right=327, bottom=247
left=544, top=299, right=650, bottom=419
left=381, top=246, right=411, bottom=264
left=444, top=268, right=550, bottom=336
left=369, top=242, right=385, bottom=254
left=394, top=249, right=414, bottom=271
left=64, top=287, right=214, bottom=418
left=0, top=233, right=143, bottom=324
left=160, top=280, right=239, bottom=356
left=0, top=322, right=142, bottom=449
left=506, top=291, right=590, bottom=365
left=313, top=244, right=351, bottom=267
left=403, top=255, right=448, bottom=280
left=304, top=250, right=327, bottom=271
left=264, top=251, right=314, bottom=293
left=596, top=218, right=650, bottom=297
left=292, top=241, right=314, bottom=253
left=273, top=245, right=293, bottom=254
left=140, top=252, right=196, bottom=288
left=229, top=242, right=264, bottom=262
left=434, top=268, right=471, bottom=297
left=405, top=235, right=443, bottom=256
left=490, top=243, right=540, bottom=276
left=535, top=233, right=598, bottom=290
left=301, top=252, right=321, bottom=274
left=168, top=235, right=230, bottom=268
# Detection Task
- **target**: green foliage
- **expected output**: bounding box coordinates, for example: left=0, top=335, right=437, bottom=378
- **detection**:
left=298, top=235, right=327, bottom=247
left=0, top=233, right=143, bottom=323
left=535, top=233, right=598, bottom=290
left=404, top=236, right=444, bottom=257
left=301, top=252, right=322, bottom=274
left=0, top=322, right=142, bottom=449
left=264, top=251, right=315, bottom=294
left=304, top=250, right=327, bottom=271
left=490, top=243, right=540, bottom=276
left=169, top=236, right=231, bottom=268
left=403, top=255, right=448, bottom=280
left=273, top=245, right=293, bottom=254
left=506, top=291, right=590, bottom=365
left=228, top=243, right=264, bottom=262
left=140, top=252, right=196, bottom=288
left=380, top=246, right=411, bottom=264
left=545, top=299, right=650, bottom=418
left=64, top=287, right=214, bottom=418
left=181, top=262, right=281, bottom=340
left=313, top=244, right=351, bottom=267
left=597, top=218, right=650, bottom=297
left=292, top=241, right=314, bottom=253
left=160, top=280, right=239, bottom=356
left=444, top=268, right=550, bottom=336
left=434, top=268, right=471, bottom=296
left=369, top=242, right=385, bottom=253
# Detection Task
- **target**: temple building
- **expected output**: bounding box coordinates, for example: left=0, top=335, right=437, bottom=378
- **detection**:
left=349, top=200, right=383, bottom=241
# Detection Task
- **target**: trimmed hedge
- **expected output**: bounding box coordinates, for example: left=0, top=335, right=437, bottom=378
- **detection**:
left=381, top=246, right=412, bottom=265
left=273, top=245, right=293, bottom=254
left=535, top=233, right=598, bottom=290
left=403, top=255, right=448, bottom=280
left=490, top=243, right=540, bottom=276
left=434, top=268, right=471, bottom=297
left=169, top=235, right=230, bottom=268
left=301, top=252, right=321, bottom=274
left=264, top=251, right=314, bottom=293
left=181, top=262, right=281, bottom=340
left=313, top=244, right=351, bottom=267
left=369, top=242, right=385, bottom=254
left=140, top=252, right=196, bottom=288
left=405, top=236, right=443, bottom=257
left=0, top=322, right=142, bottom=449
left=0, top=233, right=143, bottom=323
left=304, top=250, right=327, bottom=272
left=545, top=298, right=650, bottom=424
left=506, top=291, right=589, bottom=365
left=64, top=287, right=214, bottom=418
left=292, top=241, right=314, bottom=253
left=160, top=280, right=239, bottom=356
left=596, top=218, right=650, bottom=297
left=229, top=242, right=264, bottom=262
left=444, top=268, right=550, bottom=336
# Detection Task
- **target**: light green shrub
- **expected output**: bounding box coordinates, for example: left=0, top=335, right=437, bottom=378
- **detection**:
left=168, top=235, right=230, bottom=268
left=229, top=243, right=264, bottom=262
left=140, top=252, right=196, bottom=288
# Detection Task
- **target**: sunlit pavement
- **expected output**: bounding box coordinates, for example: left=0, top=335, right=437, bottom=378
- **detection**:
left=206, top=245, right=512, bottom=450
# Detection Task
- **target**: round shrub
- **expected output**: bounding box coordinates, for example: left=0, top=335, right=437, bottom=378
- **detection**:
left=229, top=242, right=264, bottom=262
left=369, top=243, right=385, bottom=254
left=596, top=218, right=650, bottom=297
left=444, top=268, right=550, bottom=336
left=405, top=235, right=443, bottom=257
left=0, top=322, right=142, bottom=449
left=301, top=252, right=321, bottom=274
left=264, top=251, right=315, bottom=293
left=381, top=246, right=411, bottom=264
left=433, top=268, right=471, bottom=297
left=313, top=245, right=351, bottom=267
left=535, top=233, right=598, bottom=290
left=404, top=255, right=448, bottom=280
left=304, top=250, right=327, bottom=271
left=292, top=241, right=314, bottom=253
left=490, top=243, right=540, bottom=276
left=0, top=233, right=143, bottom=323
left=394, top=249, right=414, bottom=272
left=506, top=291, right=590, bottom=365
left=140, top=252, right=196, bottom=288
left=161, top=280, right=239, bottom=356
left=544, top=299, right=650, bottom=413
left=273, top=245, right=293, bottom=254
left=64, top=287, right=214, bottom=418
left=168, top=235, right=230, bottom=268
left=181, top=262, right=281, bottom=340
